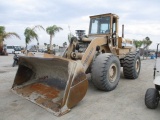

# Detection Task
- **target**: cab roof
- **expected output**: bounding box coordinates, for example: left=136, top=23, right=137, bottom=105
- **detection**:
left=90, top=13, right=119, bottom=19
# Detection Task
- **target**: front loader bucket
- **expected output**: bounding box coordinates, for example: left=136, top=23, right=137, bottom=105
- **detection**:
left=11, top=56, right=88, bottom=116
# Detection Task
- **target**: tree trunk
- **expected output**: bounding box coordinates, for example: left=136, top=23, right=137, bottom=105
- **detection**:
left=143, top=45, right=148, bottom=60
left=37, top=42, right=39, bottom=52
left=50, top=35, right=53, bottom=50
left=146, top=48, right=148, bottom=59
left=25, top=43, right=28, bottom=54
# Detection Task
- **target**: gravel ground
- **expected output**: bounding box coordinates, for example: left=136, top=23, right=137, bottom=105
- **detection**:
left=0, top=53, right=160, bottom=120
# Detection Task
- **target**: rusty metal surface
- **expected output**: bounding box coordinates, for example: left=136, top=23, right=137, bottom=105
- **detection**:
left=43, top=53, right=55, bottom=58
left=13, top=82, right=62, bottom=113
left=67, top=79, right=88, bottom=108
left=11, top=56, right=88, bottom=116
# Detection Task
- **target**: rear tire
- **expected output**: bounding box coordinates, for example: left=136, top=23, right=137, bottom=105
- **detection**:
left=145, top=88, right=159, bottom=109
left=91, top=53, right=120, bottom=91
left=123, top=52, right=141, bottom=79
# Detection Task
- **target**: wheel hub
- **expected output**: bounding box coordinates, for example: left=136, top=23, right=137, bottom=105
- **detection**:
left=135, top=59, right=140, bottom=72
left=109, top=63, right=117, bottom=82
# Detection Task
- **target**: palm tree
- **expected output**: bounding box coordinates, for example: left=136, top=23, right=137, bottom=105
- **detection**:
left=0, top=26, right=20, bottom=54
left=142, top=37, right=152, bottom=59
left=44, top=43, right=47, bottom=46
left=143, top=37, right=152, bottom=48
left=133, top=40, right=143, bottom=50
left=46, top=25, right=63, bottom=50
left=53, top=44, right=56, bottom=48
left=63, top=42, right=67, bottom=47
left=24, top=25, right=44, bottom=51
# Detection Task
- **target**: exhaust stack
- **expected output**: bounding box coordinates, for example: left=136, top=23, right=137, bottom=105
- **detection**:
left=122, top=24, right=124, bottom=38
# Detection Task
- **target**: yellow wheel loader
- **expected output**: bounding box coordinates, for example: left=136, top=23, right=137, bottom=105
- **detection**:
left=11, top=13, right=141, bottom=116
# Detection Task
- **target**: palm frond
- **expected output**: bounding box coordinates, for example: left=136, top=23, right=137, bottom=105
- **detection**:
left=142, top=37, right=152, bottom=49
left=32, top=25, right=45, bottom=31
left=46, top=25, right=63, bottom=36
left=0, top=26, right=5, bottom=34
left=3, top=32, right=21, bottom=40
left=24, top=25, right=42, bottom=44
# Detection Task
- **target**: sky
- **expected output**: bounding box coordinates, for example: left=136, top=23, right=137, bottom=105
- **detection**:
left=1, top=0, right=160, bottom=49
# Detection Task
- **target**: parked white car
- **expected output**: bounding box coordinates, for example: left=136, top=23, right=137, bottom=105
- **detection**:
left=7, top=45, right=21, bottom=54
left=7, top=46, right=15, bottom=54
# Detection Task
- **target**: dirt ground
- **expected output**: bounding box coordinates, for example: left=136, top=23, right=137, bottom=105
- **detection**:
left=0, top=53, right=160, bottom=120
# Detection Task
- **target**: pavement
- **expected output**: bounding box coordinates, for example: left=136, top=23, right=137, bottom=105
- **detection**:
left=0, top=53, right=160, bottom=120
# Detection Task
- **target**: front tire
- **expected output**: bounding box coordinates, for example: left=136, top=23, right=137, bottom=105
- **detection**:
left=91, top=53, right=120, bottom=91
left=145, top=88, right=159, bottom=109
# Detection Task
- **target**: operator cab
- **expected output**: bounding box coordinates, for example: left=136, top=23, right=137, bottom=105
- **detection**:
left=89, top=16, right=110, bottom=34
left=89, top=13, right=119, bottom=38
left=88, top=13, right=119, bottom=46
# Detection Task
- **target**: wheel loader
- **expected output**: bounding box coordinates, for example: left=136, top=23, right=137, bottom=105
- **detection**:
left=11, top=13, right=141, bottom=116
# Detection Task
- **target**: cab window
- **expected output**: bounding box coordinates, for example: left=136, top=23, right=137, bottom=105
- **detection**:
left=89, top=16, right=110, bottom=34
